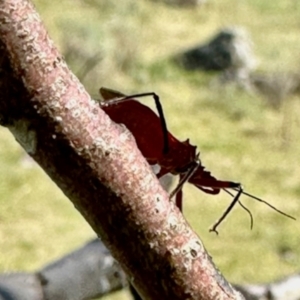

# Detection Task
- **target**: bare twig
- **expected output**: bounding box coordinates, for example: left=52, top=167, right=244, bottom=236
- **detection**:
left=0, top=0, right=244, bottom=299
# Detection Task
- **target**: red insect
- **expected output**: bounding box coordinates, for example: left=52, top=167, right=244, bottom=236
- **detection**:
left=99, top=87, right=295, bottom=233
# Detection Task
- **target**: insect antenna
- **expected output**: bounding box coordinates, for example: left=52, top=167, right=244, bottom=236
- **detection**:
left=232, top=187, right=296, bottom=220
left=238, top=201, right=254, bottom=229
left=223, top=188, right=253, bottom=229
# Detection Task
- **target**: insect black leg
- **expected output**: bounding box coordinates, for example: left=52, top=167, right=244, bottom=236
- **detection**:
left=175, top=189, right=183, bottom=211
left=209, top=186, right=243, bottom=234
left=170, top=160, right=200, bottom=209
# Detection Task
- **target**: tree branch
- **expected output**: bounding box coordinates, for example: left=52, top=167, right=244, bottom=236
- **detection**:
left=0, top=0, right=244, bottom=299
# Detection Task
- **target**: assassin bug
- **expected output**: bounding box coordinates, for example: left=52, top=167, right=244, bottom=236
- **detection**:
left=99, top=87, right=295, bottom=233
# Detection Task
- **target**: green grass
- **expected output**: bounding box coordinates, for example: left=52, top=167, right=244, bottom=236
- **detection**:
left=1, top=0, right=300, bottom=299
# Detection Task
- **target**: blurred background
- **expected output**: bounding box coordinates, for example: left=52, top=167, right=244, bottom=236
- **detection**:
left=1, top=0, right=300, bottom=299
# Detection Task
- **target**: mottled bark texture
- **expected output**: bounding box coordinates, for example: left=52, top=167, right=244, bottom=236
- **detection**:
left=0, top=0, right=244, bottom=299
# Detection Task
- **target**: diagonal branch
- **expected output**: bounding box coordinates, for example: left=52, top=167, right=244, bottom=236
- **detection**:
left=0, top=0, right=244, bottom=299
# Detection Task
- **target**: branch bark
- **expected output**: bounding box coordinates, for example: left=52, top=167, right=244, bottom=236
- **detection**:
left=0, top=0, right=244, bottom=299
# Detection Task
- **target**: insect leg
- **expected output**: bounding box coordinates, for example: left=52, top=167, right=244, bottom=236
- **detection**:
left=209, top=186, right=243, bottom=235
left=175, top=189, right=183, bottom=211
left=170, top=160, right=200, bottom=201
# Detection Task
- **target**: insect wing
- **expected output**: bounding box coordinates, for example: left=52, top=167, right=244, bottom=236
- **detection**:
left=102, top=100, right=166, bottom=164
left=99, top=87, right=126, bottom=101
